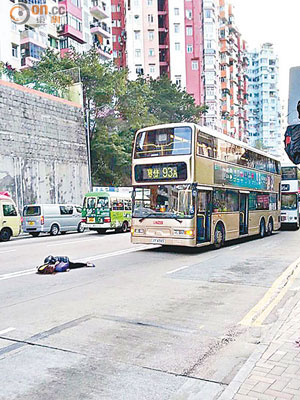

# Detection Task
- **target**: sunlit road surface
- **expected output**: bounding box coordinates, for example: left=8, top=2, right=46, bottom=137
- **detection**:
left=0, top=228, right=300, bottom=400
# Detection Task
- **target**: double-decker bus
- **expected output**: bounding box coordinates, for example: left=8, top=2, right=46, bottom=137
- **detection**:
left=131, top=123, right=281, bottom=248
left=281, top=164, right=300, bottom=229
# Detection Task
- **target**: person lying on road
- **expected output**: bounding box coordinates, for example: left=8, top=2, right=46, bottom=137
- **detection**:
left=37, top=255, right=95, bottom=274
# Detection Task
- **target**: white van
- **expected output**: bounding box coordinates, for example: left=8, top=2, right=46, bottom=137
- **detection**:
left=22, top=204, right=84, bottom=237
left=0, top=192, right=21, bottom=241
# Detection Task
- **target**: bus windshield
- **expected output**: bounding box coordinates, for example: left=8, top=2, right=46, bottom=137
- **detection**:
left=133, top=185, right=194, bottom=219
left=282, top=194, right=298, bottom=210
left=135, top=127, right=192, bottom=158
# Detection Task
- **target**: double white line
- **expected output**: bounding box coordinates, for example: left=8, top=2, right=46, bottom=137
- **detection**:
left=0, top=245, right=155, bottom=282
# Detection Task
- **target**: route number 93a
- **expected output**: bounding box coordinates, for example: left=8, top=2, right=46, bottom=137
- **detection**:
left=162, top=167, right=178, bottom=179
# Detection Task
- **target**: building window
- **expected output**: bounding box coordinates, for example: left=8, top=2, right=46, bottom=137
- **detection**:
left=136, top=65, right=144, bottom=75
left=148, top=30, right=154, bottom=40
left=147, top=0, right=153, bottom=5
left=175, top=75, right=182, bottom=87
left=186, top=9, right=192, bottom=19
left=135, top=49, right=141, bottom=57
left=111, top=5, right=116, bottom=12
left=186, top=26, right=193, bottom=36
left=205, top=9, right=212, bottom=18
left=134, top=30, right=141, bottom=40
left=174, top=23, right=180, bottom=33
left=113, top=50, right=118, bottom=58
left=174, top=8, right=179, bottom=15
left=187, top=44, right=193, bottom=53
left=12, top=43, right=18, bottom=58
left=175, top=42, right=180, bottom=51
left=148, top=14, right=154, bottom=23
left=112, top=35, right=116, bottom=43
left=149, top=48, right=155, bottom=56
left=192, top=60, right=199, bottom=70
left=149, top=64, right=155, bottom=74
left=71, top=0, right=81, bottom=7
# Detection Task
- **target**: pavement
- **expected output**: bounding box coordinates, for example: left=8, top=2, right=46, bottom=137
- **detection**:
left=219, top=261, right=300, bottom=400
left=1, top=229, right=300, bottom=399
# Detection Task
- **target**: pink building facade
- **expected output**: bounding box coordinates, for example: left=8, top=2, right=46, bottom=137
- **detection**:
left=184, top=0, right=204, bottom=106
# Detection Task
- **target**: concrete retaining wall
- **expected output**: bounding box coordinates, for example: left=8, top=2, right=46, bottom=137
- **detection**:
left=0, top=80, right=89, bottom=210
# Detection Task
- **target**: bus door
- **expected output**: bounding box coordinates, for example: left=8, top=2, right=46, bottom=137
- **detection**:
left=196, top=189, right=212, bottom=243
left=239, top=191, right=249, bottom=235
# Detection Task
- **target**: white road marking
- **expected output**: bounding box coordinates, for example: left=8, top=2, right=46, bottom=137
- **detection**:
left=166, top=265, right=190, bottom=275
left=77, top=245, right=157, bottom=262
left=0, top=249, right=16, bottom=254
left=0, top=245, right=156, bottom=282
left=47, top=237, right=105, bottom=247
left=230, top=246, right=240, bottom=251
left=0, top=269, right=36, bottom=281
left=0, top=327, right=15, bottom=335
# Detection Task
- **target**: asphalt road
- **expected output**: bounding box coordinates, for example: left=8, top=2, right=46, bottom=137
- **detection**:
left=0, top=228, right=300, bottom=400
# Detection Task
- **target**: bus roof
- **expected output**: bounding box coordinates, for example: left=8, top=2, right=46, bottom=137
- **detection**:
left=135, top=122, right=281, bottom=163
left=84, top=191, right=132, bottom=199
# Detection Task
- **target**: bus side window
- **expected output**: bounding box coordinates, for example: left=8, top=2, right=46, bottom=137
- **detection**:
left=197, top=132, right=215, bottom=158
left=113, top=200, right=124, bottom=210
left=124, top=200, right=132, bottom=210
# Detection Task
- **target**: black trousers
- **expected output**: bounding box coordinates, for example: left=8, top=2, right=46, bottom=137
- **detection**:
left=68, top=262, right=87, bottom=269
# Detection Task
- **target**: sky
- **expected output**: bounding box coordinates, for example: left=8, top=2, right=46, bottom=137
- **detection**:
left=230, top=0, right=300, bottom=110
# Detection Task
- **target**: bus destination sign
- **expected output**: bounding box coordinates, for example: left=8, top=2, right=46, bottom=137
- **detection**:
left=135, top=162, right=187, bottom=183
left=214, top=164, right=275, bottom=191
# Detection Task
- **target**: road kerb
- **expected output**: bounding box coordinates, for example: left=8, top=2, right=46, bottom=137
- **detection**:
left=239, top=256, right=300, bottom=326
left=217, top=292, right=300, bottom=399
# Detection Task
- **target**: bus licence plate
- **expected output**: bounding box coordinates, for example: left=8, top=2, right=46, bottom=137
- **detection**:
left=152, top=238, right=166, bottom=244
left=88, top=217, right=95, bottom=223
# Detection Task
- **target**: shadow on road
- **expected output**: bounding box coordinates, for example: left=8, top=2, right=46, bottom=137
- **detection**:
left=139, top=231, right=282, bottom=256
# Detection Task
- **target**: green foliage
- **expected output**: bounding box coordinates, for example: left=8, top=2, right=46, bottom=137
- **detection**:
left=7, top=49, right=207, bottom=186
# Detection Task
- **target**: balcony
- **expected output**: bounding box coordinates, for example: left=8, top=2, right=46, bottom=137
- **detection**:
left=21, top=29, right=48, bottom=48
left=20, top=56, right=39, bottom=69
left=90, top=0, right=109, bottom=20
left=94, top=44, right=112, bottom=59
left=90, top=22, right=111, bottom=38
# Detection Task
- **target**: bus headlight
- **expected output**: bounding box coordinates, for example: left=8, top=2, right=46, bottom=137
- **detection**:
left=174, top=229, right=194, bottom=237
left=184, top=230, right=195, bottom=237
left=131, top=228, right=145, bottom=235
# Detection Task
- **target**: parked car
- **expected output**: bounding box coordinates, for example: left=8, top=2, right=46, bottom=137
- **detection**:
left=0, top=192, right=21, bottom=241
left=22, top=204, right=85, bottom=237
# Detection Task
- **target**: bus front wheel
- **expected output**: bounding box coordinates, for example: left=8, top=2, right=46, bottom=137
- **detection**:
left=213, top=223, right=225, bottom=249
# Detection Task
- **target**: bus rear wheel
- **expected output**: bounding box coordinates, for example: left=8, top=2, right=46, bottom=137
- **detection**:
left=259, top=219, right=266, bottom=238
left=119, top=221, right=128, bottom=233
left=213, top=223, right=225, bottom=249
left=266, top=219, right=273, bottom=236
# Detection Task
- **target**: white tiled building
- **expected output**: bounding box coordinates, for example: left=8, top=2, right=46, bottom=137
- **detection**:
left=247, top=43, right=281, bottom=157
